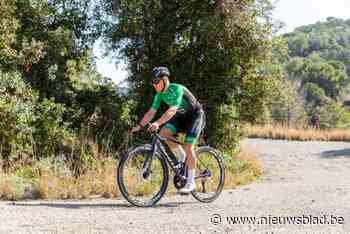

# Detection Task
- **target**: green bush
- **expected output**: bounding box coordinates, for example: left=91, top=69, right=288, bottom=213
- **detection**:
left=0, top=71, right=72, bottom=169
left=0, top=71, right=37, bottom=168
left=316, top=101, right=350, bottom=129
left=33, top=98, right=71, bottom=158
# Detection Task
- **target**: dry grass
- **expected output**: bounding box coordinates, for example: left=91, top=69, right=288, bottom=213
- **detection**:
left=224, top=147, right=261, bottom=189
left=247, top=124, right=350, bottom=142
left=0, top=174, right=28, bottom=200
left=0, top=158, right=120, bottom=200
left=0, top=149, right=261, bottom=201
left=34, top=160, right=120, bottom=200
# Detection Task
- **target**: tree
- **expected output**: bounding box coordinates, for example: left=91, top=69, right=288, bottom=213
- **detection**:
left=0, top=0, right=19, bottom=62
left=0, top=0, right=131, bottom=169
left=101, top=0, right=281, bottom=150
left=0, top=0, right=104, bottom=101
left=285, top=56, right=349, bottom=100
left=316, top=101, right=350, bottom=129
left=284, top=17, right=350, bottom=76
left=303, top=83, right=327, bottom=105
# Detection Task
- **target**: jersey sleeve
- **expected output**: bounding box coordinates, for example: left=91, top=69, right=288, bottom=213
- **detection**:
left=151, top=93, right=162, bottom=110
left=168, top=85, right=184, bottom=108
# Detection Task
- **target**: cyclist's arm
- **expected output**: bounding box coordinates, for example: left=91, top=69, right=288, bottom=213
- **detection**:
left=139, top=108, right=157, bottom=127
left=139, top=92, right=161, bottom=127
left=154, top=107, right=177, bottom=126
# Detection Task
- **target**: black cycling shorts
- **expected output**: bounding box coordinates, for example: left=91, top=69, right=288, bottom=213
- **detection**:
left=164, top=108, right=206, bottom=144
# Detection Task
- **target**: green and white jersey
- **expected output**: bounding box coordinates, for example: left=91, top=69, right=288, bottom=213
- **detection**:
left=151, top=83, right=201, bottom=113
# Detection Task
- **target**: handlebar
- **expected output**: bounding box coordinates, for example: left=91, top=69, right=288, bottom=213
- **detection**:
left=130, top=123, right=184, bottom=145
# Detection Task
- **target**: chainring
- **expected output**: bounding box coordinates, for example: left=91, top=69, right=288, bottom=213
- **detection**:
left=173, top=174, right=187, bottom=190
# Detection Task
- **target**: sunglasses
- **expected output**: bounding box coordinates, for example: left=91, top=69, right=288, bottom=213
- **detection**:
left=150, top=77, right=162, bottom=85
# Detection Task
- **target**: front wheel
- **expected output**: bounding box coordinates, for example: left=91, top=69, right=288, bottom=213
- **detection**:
left=191, top=146, right=225, bottom=203
left=117, top=144, right=169, bottom=207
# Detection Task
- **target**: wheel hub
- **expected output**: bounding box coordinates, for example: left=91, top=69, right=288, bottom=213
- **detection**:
left=141, top=168, right=152, bottom=180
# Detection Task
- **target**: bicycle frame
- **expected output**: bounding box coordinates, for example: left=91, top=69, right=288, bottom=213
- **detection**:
left=142, top=133, right=184, bottom=176
left=140, top=131, right=212, bottom=182
left=119, top=130, right=225, bottom=206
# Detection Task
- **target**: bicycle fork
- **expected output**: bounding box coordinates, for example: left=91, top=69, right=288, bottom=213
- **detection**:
left=141, top=138, right=158, bottom=180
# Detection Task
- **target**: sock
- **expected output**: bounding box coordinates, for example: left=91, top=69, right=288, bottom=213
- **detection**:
left=187, top=169, right=195, bottom=184
left=173, top=145, right=186, bottom=163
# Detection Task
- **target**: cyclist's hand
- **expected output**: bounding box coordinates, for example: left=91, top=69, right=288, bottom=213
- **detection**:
left=131, top=125, right=142, bottom=133
left=148, top=122, right=159, bottom=132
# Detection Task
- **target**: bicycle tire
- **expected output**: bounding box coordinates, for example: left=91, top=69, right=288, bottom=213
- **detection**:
left=191, top=146, right=225, bottom=203
left=117, top=144, right=169, bottom=207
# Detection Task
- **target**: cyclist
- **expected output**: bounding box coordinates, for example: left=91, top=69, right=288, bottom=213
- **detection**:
left=131, top=66, right=206, bottom=193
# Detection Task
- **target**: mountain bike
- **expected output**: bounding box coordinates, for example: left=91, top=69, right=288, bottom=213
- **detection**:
left=117, top=128, right=225, bottom=207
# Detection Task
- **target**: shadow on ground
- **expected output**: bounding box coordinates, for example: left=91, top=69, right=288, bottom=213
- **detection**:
left=8, top=200, right=196, bottom=209
left=319, top=148, right=350, bottom=158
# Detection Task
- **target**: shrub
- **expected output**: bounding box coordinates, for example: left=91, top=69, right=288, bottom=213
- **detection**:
left=316, top=101, right=350, bottom=129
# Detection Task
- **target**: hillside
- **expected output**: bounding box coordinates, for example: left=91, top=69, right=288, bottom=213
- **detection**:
left=284, top=17, right=350, bottom=75
left=266, top=17, right=350, bottom=128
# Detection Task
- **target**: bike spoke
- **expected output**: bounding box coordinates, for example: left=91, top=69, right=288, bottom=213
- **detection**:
left=191, top=147, right=224, bottom=203
left=119, top=148, right=168, bottom=206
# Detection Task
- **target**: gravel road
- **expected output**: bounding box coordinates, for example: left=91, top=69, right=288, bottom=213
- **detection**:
left=1, top=139, right=350, bottom=234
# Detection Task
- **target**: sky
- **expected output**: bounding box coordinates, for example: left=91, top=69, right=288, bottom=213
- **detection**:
left=93, top=39, right=128, bottom=86
left=94, top=0, right=350, bottom=84
left=273, top=0, right=350, bottom=33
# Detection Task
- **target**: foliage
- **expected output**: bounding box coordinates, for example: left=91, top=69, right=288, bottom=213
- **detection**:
left=0, top=70, right=71, bottom=170
left=0, top=71, right=37, bottom=169
left=0, top=0, right=281, bottom=199
left=268, top=17, right=350, bottom=129
left=0, top=0, right=131, bottom=171
left=285, top=55, right=349, bottom=100
left=0, top=0, right=20, bottom=61
left=285, top=17, right=350, bottom=76
left=103, top=0, right=281, bottom=150
left=33, top=98, right=70, bottom=158
left=268, top=78, right=307, bottom=125
left=301, top=82, right=329, bottom=107
left=315, top=101, right=350, bottom=129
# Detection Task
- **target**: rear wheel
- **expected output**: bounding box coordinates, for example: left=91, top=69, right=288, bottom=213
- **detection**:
left=191, top=146, right=225, bottom=203
left=117, top=144, right=169, bottom=207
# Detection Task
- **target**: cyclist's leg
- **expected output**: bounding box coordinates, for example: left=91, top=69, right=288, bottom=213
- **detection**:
left=184, top=108, right=205, bottom=147
left=162, top=114, right=187, bottom=163
left=179, top=109, right=205, bottom=192
left=179, top=142, right=197, bottom=193
left=161, top=114, right=179, bottom=148
left=159, top=127, right=176, bottom=148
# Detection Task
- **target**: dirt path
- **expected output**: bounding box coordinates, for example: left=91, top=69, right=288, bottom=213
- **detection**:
left=1, top=139, right=350, bottom=234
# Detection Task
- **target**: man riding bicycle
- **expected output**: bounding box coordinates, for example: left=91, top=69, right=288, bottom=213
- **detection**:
left=131, top=66, right=206, bottom=193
